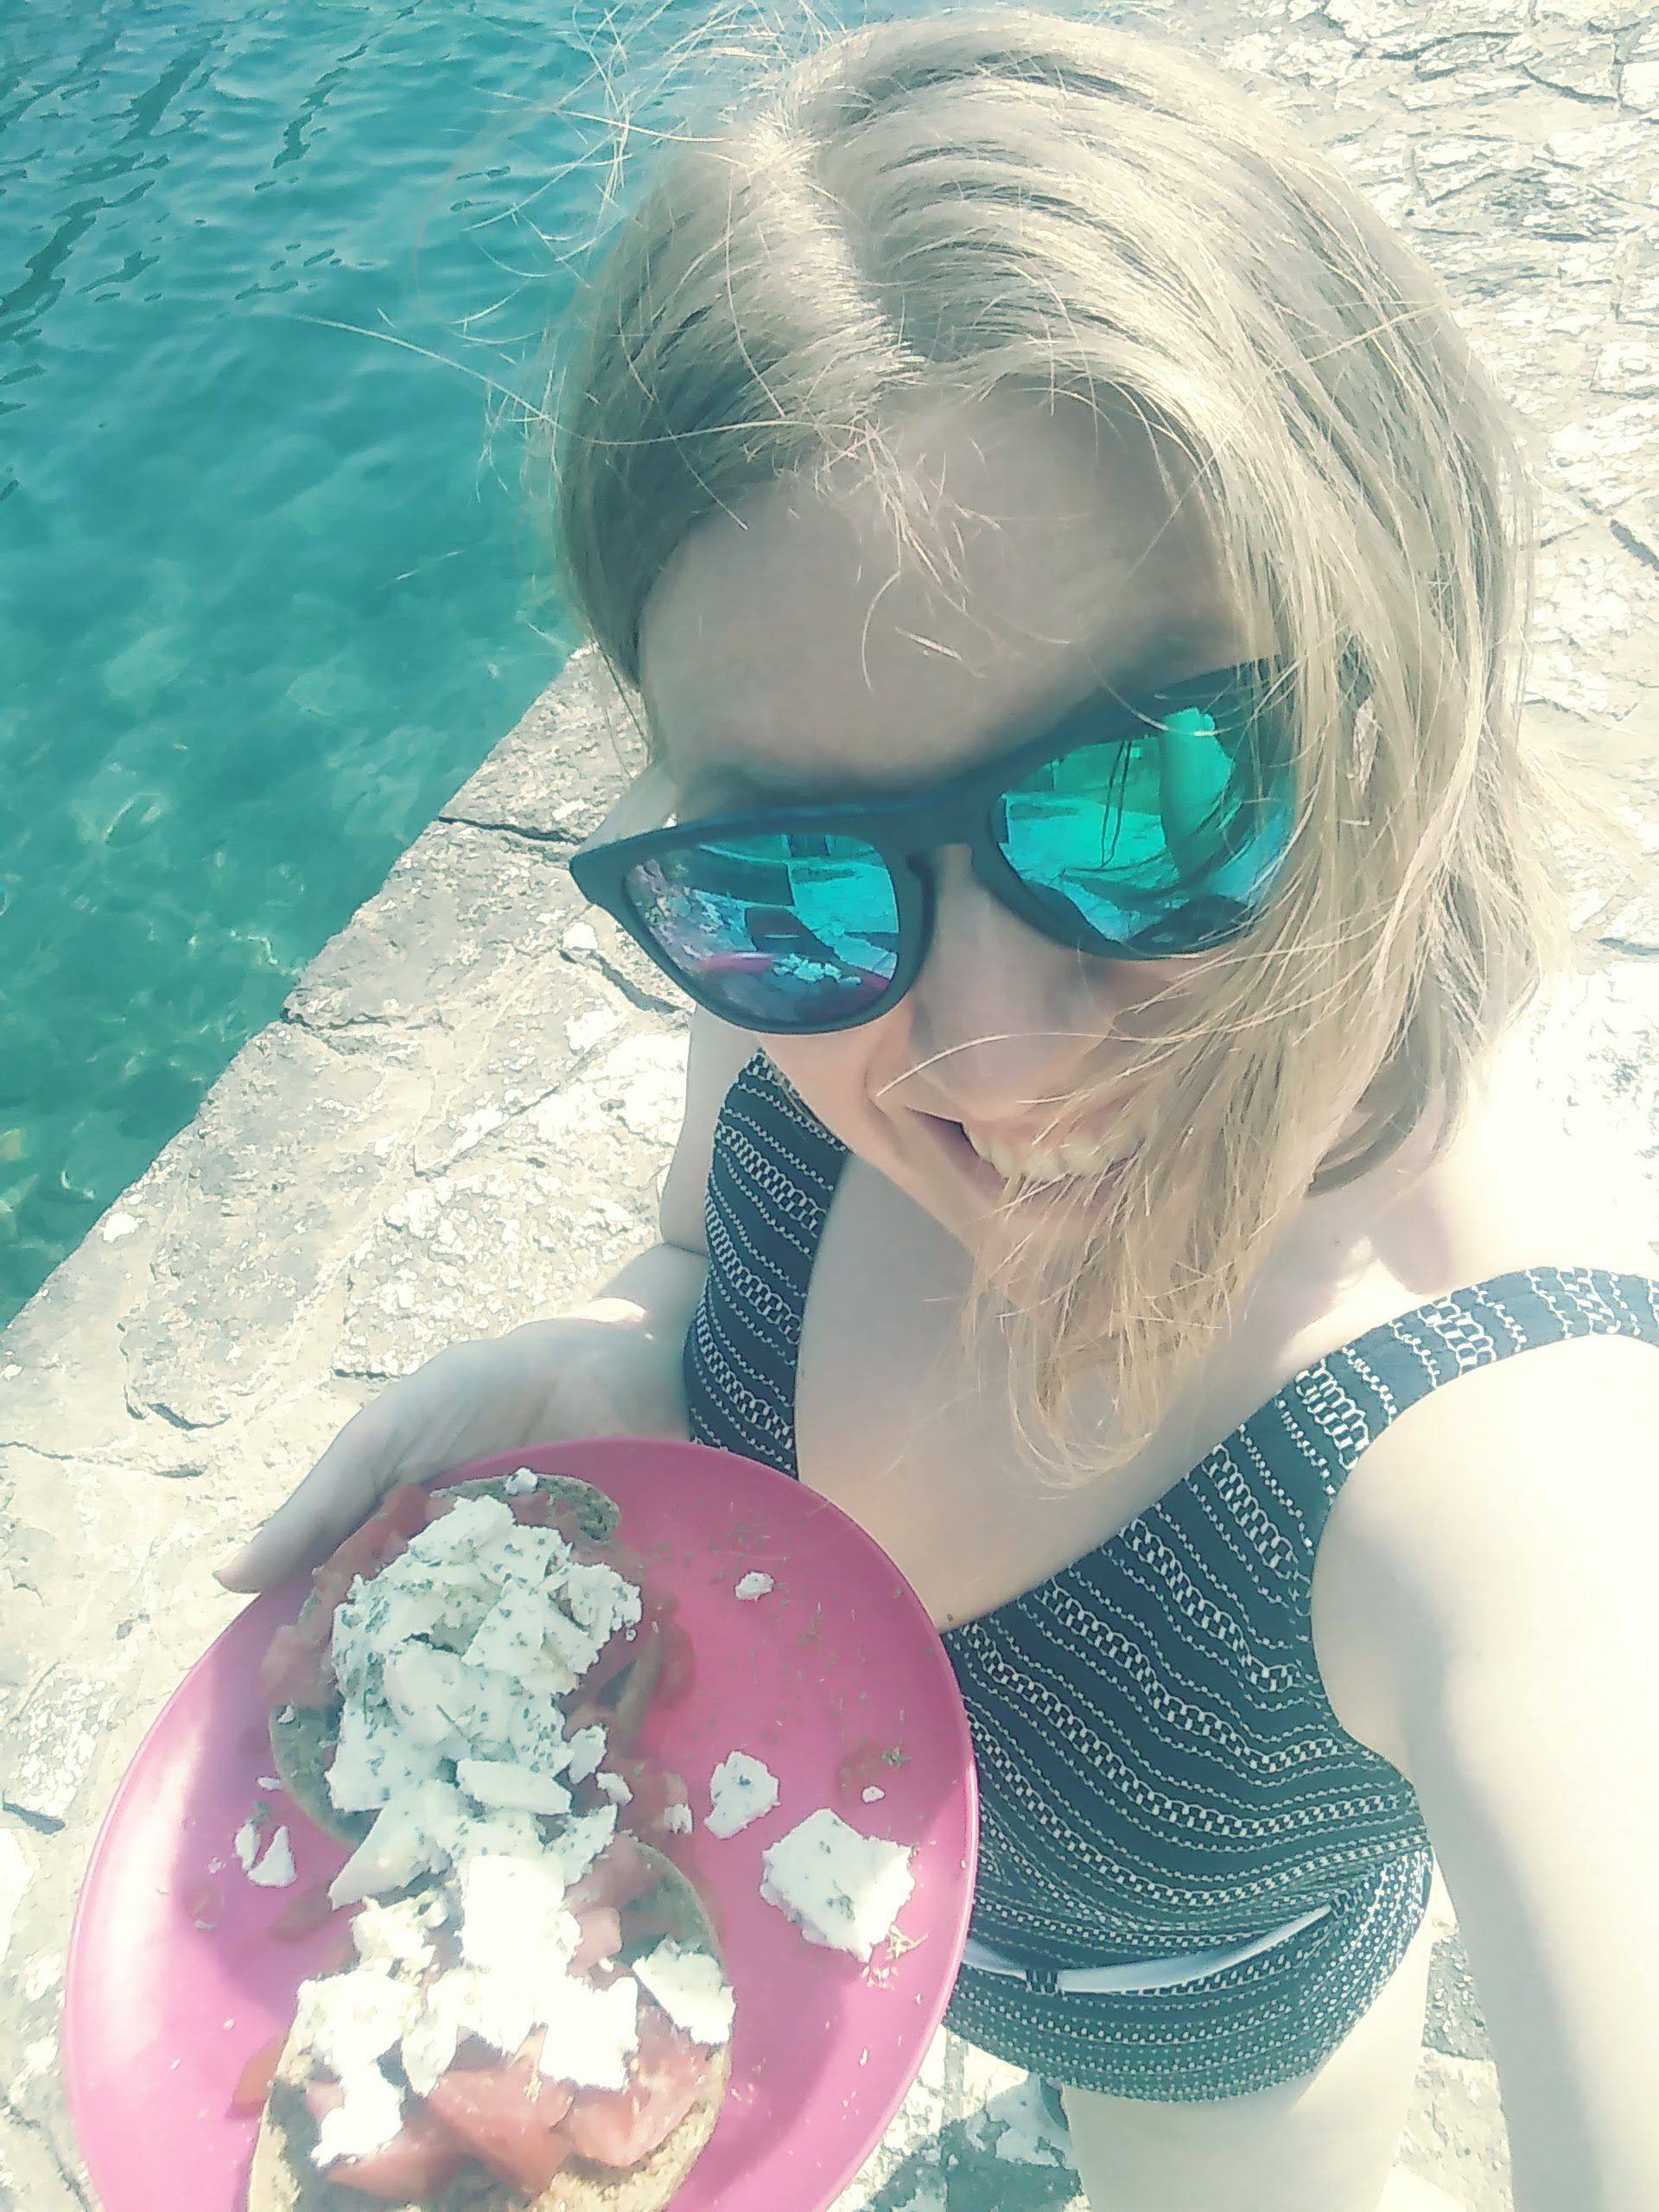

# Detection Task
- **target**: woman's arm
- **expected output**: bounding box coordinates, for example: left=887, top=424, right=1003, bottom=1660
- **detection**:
left=216, top=1005, right=760, bottom=1590
left=1311, top=1333, right=1659, bottom=2212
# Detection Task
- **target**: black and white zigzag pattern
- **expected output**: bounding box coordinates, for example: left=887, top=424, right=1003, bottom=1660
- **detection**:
left=683, top=1052, right=1659, bottom=2098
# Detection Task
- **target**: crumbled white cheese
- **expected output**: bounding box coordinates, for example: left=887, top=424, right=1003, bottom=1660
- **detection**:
left=734, top=1571, right=773, bottom=1601
left=862, top=1786, right=885, bottom=1803
left=760, top=1809, right=915, bottom=1961
left=327, top=1694, right=445, bottom=1815
left=548, top=1804, right=618, bottom=1884
left=232, top=1816, right=262, bottom=1873
left=380, top=1644, right=474, bottom=1757
left=328, top=1777, right=470, bottom=1908
left=448, top=1807, right=545, bottom=1872
left=595, top=1769, right=632, bottom=1806
left=633, top=1942, right=735, bottom=2048
left=400, top=1995, right=463, bottom=2101
left=457, top=1853, right=578, bottom=1978
left=456, top=1757, right=573, bottom=1817
left=291, top=1960, right=372, bottom=2035
left=466, top=1582, right=575, bottom=1686
left=352, top=1894, right=439, bottom=1968
left=502, top=1467, right=539, bottom=1497
left=484, top=1523, right=571, bottom=1591
left=247, top=1826, right=297, bottom=1888
left=660, top=1802, right=694, bottom=1836
left=534, top=1974, right=641, bottom=2092
left=402, top=1494, right=517, bottom=1565
left=414, top=1962, right=538, bottom=2070
left=564, top=1725, right=607, bottom=1785
left=313, top=2062, right=406, bottom=2170
left=291, top=1963, right=425, bottom=2167
left=559, top=1559, right=642, bottom=1645
left=256, top=1775, right=283, bottom=1791
left=706, top=1751, right=780, bottom=1840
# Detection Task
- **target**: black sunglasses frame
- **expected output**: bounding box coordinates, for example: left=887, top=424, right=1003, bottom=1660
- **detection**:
left=569, top=659, right=1293, bottom=1037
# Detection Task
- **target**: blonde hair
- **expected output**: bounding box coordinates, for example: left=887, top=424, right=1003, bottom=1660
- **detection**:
left=538, top=3, right=1631, bottom=1481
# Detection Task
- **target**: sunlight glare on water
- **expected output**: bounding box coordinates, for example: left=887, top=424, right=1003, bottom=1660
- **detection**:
left=1, top=0, right=669, bottom=1324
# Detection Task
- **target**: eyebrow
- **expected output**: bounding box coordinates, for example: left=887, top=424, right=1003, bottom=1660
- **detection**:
left=672, top=644, right=1250, bottom=815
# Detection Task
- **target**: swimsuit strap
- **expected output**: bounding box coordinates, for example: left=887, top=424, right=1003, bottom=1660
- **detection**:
left=684, top=1052, right=846, bottom=1477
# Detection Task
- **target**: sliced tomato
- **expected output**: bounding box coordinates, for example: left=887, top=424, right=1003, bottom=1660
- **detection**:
left=607, top=1758, right=689, bottom=1840
left=263, top=1485, right=435, bottom=1707
left=423, top=2033, right=575, bottom=2194
left=655, top=1614, right=695, bottom=1706
left=311, top=1484, right=433, bottom=1612
left=269, top=1880, right=348, bottom=1942
left=569, top=1904, right=623, bottom=1974
left=229, top=2030, right=287, bottom=2114
left=561, top=2004, right=710, bottom=2169
left=308, top=1525, right=382, bottom=1617
left=585, top=1620, right=645, bottom=1698
left=565, top=1831, right=658, bottom=1914
left=302, top=2077, right=471, bottom=2200
left=507, top=1486, right=561, bottom=1529
left=257, top=1622, right=334, bottom=1708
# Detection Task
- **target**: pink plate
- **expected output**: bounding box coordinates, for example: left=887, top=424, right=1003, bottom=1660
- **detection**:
left=63, top=1437, right=979, bottom=2212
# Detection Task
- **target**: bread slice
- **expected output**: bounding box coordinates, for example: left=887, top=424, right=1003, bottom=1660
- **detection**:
left=246, top=1847, right=730, bottom=2212
left=269, top=1474, right=626, bottom=1848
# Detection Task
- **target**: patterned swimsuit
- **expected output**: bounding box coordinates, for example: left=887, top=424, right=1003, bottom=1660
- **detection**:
left=683, top=1052, right=1659, bottom=2101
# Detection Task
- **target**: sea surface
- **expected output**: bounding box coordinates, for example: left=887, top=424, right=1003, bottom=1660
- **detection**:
left=1, top=0, right=712, bottom=1327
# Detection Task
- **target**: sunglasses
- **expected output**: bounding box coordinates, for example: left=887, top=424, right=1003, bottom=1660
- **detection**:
left=569, top=660, right=1296, bottom=1037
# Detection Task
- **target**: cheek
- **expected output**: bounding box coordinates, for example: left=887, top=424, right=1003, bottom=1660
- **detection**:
left=762, top=1016, right=908, bottom=1148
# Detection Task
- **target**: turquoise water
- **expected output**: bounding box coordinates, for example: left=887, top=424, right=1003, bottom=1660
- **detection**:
left=1, top=0, right=655, bottom=1325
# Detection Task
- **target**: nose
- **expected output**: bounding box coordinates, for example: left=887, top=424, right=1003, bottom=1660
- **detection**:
left=899, top=848, right=1136, bottom=1123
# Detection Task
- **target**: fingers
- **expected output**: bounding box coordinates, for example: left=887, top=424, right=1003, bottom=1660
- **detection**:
left=212, top=1402, right=407, bottom=1592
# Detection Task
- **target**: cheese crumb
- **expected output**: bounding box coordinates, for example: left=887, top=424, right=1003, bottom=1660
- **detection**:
left=257, top=1775, right=283, bottom=1791
left=862, top=1785, right=885, bottom=1803
left=596, top=1769, right=632, bottom=1806
left=232, top=1817, right=262, bottom=1872
left=456, top=1758, right=573, bottom=1817
left=565, top=1725, right=607, bottom=1785
left=760, top=1808, right=914, bottom=1961
left=248, top=1826, right=297, bottom=1888
left=660, top=1802, right=694, bottom=1836
left=633, top=1942, right=735, bottom=2047
left=734, top=1571, right=773, bottom=1601
left=706, top=1751, right=780, bottom=1840
left=502, top=1467, right=539, bottom=1496
left=534, top=1974, right=641, bottom=2091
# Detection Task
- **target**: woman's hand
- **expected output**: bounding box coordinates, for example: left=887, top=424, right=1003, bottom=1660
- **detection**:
left=212, top=1244, right=709, bottom=1592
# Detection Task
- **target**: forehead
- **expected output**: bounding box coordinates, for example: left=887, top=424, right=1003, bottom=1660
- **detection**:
left=637, top=388, right=1258, bottom=798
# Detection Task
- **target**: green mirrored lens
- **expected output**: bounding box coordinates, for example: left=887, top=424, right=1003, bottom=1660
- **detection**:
left=997, top=692, right=1291, bottom=952
left=623, top=830, right=899, bottom=1027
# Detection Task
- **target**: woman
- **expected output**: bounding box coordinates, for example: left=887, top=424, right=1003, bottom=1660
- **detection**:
left=218, top=12, right=1659, bottom=2206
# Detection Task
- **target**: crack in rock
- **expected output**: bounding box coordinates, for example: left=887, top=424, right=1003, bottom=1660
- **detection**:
left=561, top=944, right=682, bottom=1019
left=436, top=811, right=582, bottom=850
left=119, top=1389, right=222, bottom=1433
left=0, top=2097, right=94, bottom=2212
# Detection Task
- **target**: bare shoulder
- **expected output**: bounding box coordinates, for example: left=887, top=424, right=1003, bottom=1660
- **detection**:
left=1312, top=1325, right=1659, bottom=1770
left=1309, top=1076, right=1659, bottom=1765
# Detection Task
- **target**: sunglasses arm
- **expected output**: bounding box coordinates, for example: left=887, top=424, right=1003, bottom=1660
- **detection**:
left=573, top=760, right=680, bottom=862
